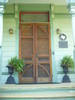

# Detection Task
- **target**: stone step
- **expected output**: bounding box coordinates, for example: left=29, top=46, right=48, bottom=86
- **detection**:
left=0, top=92, right=75, bottom=99
left=0, top=83, right=75, bottom=99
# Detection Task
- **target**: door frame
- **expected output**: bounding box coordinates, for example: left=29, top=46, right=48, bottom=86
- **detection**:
left=19, top=12, right=52, bottom=83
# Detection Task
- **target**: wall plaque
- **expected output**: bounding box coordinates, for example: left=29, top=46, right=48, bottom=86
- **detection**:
left=59, top=41, right=68, bottom=48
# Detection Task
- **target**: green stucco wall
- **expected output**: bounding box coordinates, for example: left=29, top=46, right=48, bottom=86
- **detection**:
left=1, top=4, right=75, bottom=84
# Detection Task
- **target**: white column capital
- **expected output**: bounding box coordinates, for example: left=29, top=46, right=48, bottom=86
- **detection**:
left=67, top=3, right=75, bottom=14
left=66, top=0, right=75, bottom=14
left=0, top=0, right=8, bottom=4
left=0, top=5, right=4, bottom=14
left=0, top=0, right=8, bottom=13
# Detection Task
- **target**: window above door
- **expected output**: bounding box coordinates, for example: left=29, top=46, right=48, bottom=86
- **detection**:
left=20, top=12, right=49, bottom=22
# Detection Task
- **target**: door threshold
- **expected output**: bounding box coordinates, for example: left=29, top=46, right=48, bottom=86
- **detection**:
left=16, top=82, right=60, bottom=85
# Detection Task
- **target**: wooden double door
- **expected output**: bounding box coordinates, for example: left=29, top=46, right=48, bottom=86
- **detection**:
left=19, top=23, right=52, bottom=83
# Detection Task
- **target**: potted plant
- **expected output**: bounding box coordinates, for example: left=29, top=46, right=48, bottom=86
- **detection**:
left=61, top=56, right=74, bottom=72
left=6, top=56, right=24, bottom=84
left=8, top=56, right=24, bottom=72
left=60, top=55, right=74, bottom=82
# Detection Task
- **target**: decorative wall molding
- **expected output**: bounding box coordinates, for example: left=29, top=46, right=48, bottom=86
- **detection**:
left=15, top=4, right=18, bottom=18
left=51, top=4, right=54, bottom=18
left=2, top=72, right=9, bottom=75
left=0, top=46, right=2, bottom=48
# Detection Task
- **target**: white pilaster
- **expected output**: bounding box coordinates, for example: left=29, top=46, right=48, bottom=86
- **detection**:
left=50, top=5, right=58, bottom=82
left=70, top=6, right=75, bottom=65
left=66, top=0, right=75, bottom=45
left=0, top=5, right=4, bottom=85
left=68, top=3, right=75, bottom=68
left=0, top=0, right=8, bottom=85
left=71, top=13, right=75, bottom=69
left=0, top=5, right=4, bottom=47
left=72, top=15, right=75, bottom=45
left=71, top=14, right=75, bottom=72
left=66, top=0, right=75, bottom=69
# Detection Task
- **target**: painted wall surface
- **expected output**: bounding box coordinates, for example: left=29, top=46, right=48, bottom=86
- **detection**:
left=1, top=4, right=75, bottom=84
left=53, top=14, right=75, bottom=82
left=2, top=17, right=16, bottom=83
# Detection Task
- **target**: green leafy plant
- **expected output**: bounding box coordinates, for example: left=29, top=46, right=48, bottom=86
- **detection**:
left=8, top=57, right=25, bottom=72
left=60, top=56, right=74, bottom=68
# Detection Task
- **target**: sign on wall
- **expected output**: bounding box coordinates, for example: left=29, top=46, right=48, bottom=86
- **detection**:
left=59, top=34, right=68, bottom=48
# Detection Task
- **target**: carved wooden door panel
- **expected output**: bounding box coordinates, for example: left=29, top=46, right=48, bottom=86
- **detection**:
left=19, top=23, right=35, bottom=83
left=19, top=23, right=52, bottom=83
left=35, top=23, right=52, bottom=83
